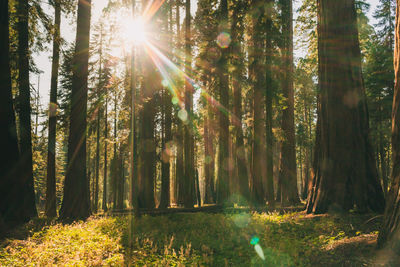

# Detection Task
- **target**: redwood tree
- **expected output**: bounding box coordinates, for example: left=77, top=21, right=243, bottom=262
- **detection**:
left=278, top=0, right=299, bottom=205
left=377, top=0, right=400, bottom=250
left=17, top=0, right=37, bottom=219
left=45, top=0, right=61, bottom=218
left=306, top=0, right=385, bottom=214
left=0, top=0, right=35, bottom=225
left=59, top=0, right=92, bottom=220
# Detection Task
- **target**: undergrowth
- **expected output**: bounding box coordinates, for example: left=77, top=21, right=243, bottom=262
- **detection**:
left=0, top=211, right=383, bottom=266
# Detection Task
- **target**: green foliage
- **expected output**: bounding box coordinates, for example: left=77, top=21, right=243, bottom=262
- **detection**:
left=0, top=212, right=383, bottom=266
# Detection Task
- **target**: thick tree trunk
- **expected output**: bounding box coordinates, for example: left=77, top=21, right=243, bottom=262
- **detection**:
left=216, top=0, right=230, bottom=206
left=377, top=0, right=400, bottom=249
left=17, top=0, right=38, bottom=219
left=45, top=0, right=61, bottom=218
left=0, top=0, right=32, bottom=225
left=231, top=1, right=250, bottom=204
left=159, top=5, right=173, bottom=209
left=265, top=0, right=275, bottom=207
left=182, top=0, right=195, bottom=208
left=279, top=0, right=300, bottom=205
left=250, top=0, right=265, bottom=207
left=306, top=0, right=384, bottom=214
left=59, top=0, right=91, bottom=220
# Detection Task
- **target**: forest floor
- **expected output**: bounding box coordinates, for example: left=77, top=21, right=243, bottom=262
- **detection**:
left=0, top=210, right=399, bottom=266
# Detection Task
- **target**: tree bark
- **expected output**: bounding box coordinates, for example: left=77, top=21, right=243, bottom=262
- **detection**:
left=17, top=0, right=38, bottom=219
left=216, top=0, right=230, bottom=206
left=377, top=0, right=400, bottom=249
left=103, top=94, right=108, bottom=211
left=306, top=0, right=385, bottom=214
left=45, top=0, right=61, bottom=218
left=0, top=0, right=33, bottom=225
left=250, top=0, right=265, bottom=207
left=265, top=0, right=275, bottom=207
left=59, top=0, right=91, bottom=220
left=279, top=0, right=300, bottom=205
left=182, top=0, right=195, bottom=208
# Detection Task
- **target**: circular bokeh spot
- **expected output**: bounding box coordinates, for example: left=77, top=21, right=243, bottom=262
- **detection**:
left=216, top=32, right=231, bottom=48
left=178, top=109, right=188, bottom=122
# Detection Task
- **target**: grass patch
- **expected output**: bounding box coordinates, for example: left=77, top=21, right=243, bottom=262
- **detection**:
left=0, top=211, right=384, bottom=266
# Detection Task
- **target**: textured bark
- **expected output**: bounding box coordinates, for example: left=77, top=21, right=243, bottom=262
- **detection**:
left=250, top=0, right=265, bottom=207
left=160, top=87, right=172, bottom=209
left=279, top=0, right=300, bottom=205
left=203, top=85, right=216, bottom=204
left=377, top=0, right=400, bottom=249
left=45, top=0, right=61, bottom=218
left=159, top=5, right=173, bottom=209
left=265, top=0, right=275, bottom=207
left=306, top=0, right=384, bottom=214
left=17, top=0, right=38, bottom=219
left=216, top=0, right=230, bottom=206
left=231, top=1, right=250, bottom=204
left=183, top=0, right=195, bottom=208
left=0, top=0, right=33, bottom=225
left=59, top=0, right=91, bottom=220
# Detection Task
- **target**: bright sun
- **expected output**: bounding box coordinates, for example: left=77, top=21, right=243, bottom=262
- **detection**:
left=120, top=17, right=147, bottom=46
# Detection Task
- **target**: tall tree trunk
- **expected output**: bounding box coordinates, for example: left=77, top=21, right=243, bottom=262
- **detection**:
left=183, top=0, right=195, bottom=208
left=216, top=0, right=230, bottom=206
left=279, top=0, right=299, bottom=205
left=231, top=1, right=250, bottom=205
left=0, top=0, right=32, bottom=225
left=377, top=0, right=400, bottom=249
left=103, top=95, right=108, bottom=211
left=159, top=3, right=173, bottom=209
left=94, top=108, right=100, bottom=213
left=250, top=0, right=265, bottom=207
left=306, top=0, right=384, bottom=214
left=45, top=0, right=61, bottom=218
left=59, top=0, right=91, bottom=220
left=265, top=0, right=275, bottom=207
left=17, top=0, right=38, bottom=219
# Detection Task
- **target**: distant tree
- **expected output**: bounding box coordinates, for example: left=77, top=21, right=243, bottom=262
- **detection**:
left=59, top=0, right=92, bottom=220
left=45, top=0, right=62, bottom=218
left=306, top=0, right=385, bottom=214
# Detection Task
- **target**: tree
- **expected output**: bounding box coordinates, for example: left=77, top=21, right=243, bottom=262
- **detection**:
left=306, top=0, right=385, bottom=214
left=278, top=0, right=299, bottom=205
left=265, top=0, right=275, bottom=207
left=0, top=0, right=34, bottom=225
left=17, top=0, right=38, bottom=220
left=183, top=0, right=195, bottom=208
left=250, top=0, right=265, bottom=207
left=59, top=0, right=92, bottom=220
left=377, top=0, right=400, bottom=250
left=216, top=0, right=230, bottom=206
left=45, top=0, right=61, bottom=218
left=230, top=0, right=250, bottom=203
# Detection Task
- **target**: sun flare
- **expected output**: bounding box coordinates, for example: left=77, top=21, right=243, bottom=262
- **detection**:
left=120, top=17, right=147, bottom=45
